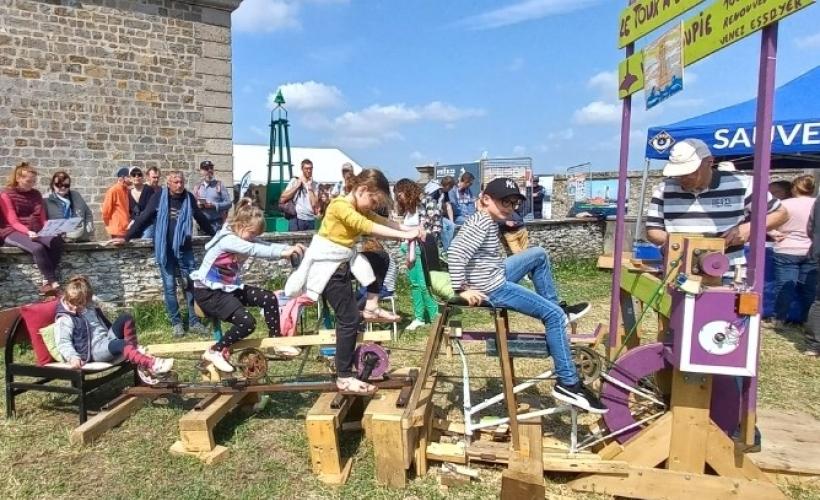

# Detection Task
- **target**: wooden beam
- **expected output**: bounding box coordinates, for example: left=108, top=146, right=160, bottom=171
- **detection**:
left=169, top=441, right=230, bottom=465
left=70, top=395, right=150, bottom=446
left=371, top=412, right=407, bottom=488
left=667, top=371, right=712, bottom=473
left=501, top=420, right=545, bottom=500
left=606, top=412, right=672, bottom=467
left=704, top=423, right=768, bottom=480
left=178, top=392, right=249, bottom=452
left=570, top=465, right=785, bottom=500
left=620, top=270, right=671, bottom=317
left=494, top=310, right=520, bottom=451
left=146, top=329, right=392, bottom=355
left=305, top=392, right=354, bottom=485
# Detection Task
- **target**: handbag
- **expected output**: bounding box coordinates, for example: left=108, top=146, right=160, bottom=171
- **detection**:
left=279, top=186, right=301, bottom=219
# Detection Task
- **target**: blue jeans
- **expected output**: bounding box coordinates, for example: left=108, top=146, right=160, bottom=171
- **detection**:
left=441, top=218, right=455, bottom=250
left=289, top=218, right=315, bottom=231
left=158, top=248, right=200, bottom=327
left=504, top=247, right=559, bottom=304
left=487, top=247, right=576, bottom=386
left=773, top=253, right=817, bottom=323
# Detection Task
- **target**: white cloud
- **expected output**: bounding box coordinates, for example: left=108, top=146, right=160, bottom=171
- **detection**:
left=457, top=0, right=599, bottom=30
left=311, top=101, right=486, bottom=149
left=269, top=81, right=344, bottom=111
left=573, top=101, right=620, bottom=125
left=587, top=70, right=617, bottom=97
left=232, top=0, right=301, bottom=33
left=796, top=32, right=820, bottom=49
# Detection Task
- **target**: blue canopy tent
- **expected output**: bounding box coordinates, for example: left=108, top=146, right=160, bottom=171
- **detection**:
left=645, top=65, right=820, bottom=168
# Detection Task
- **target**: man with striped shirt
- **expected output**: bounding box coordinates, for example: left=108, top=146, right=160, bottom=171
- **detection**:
left=646, top=138, right=787, bottom=272
left=448, top=177, right=605, bottom=414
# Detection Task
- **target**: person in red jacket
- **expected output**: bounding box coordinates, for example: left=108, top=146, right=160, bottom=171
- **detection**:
left=0, top=162, right=64, bottom=295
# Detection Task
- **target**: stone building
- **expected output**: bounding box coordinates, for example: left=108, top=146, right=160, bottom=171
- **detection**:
left=0, top=0, right=243, bottom=233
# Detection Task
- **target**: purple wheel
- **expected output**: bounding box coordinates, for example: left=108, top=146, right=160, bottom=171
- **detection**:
left=601, top=342, right=740, bottom=443
left=354, top=344, right=390, bottom=379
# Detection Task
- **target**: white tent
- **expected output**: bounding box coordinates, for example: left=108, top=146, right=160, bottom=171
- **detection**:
left=233, top=144, right=362, bottom=185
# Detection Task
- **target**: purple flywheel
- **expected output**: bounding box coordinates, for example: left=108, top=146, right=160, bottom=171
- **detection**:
left=601, top=342, right=740, bottom=443
left=699, top=252, right=730, bottom=278
left=354, top=343, right=390, bottom=379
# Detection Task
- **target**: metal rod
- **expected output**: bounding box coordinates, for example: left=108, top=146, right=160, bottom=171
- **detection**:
left=608, top=42, right=635, bottom=356
left=468, top=370, right=554, bottom=415
left=634, top=158, right=651, bottom=241
left=743, top=23, right=779, bottom=445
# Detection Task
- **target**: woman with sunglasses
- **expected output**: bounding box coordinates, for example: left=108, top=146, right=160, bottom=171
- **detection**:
left=44, top=171, right=94, bottom=242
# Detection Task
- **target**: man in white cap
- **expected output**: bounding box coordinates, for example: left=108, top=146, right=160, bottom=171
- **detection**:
left=330, top=162, right=355, bottom=198
left=646, top=138, right=787, bottom=271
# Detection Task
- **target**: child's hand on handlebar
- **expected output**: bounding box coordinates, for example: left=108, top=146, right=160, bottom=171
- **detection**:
left=281, top=244, right=305, bottom=259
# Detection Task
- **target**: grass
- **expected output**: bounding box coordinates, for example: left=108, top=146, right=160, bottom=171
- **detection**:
left=1, top=259, right=819, bottom=499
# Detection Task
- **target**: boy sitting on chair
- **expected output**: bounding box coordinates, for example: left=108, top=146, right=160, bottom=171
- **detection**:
left=447, top=177, right=606, bottom=413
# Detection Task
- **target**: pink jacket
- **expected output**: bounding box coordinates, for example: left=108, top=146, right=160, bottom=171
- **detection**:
left=279, top=293, right=315, bottom=337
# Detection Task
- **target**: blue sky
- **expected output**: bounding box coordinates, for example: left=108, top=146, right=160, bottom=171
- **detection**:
left=230, top=0, right=820, bottom=178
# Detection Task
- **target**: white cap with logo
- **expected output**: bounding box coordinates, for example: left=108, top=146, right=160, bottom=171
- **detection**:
left=662, top=138, right=712, bottom=177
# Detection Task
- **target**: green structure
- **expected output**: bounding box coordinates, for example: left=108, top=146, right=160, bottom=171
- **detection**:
left=265, top=90, right=293, bottom=232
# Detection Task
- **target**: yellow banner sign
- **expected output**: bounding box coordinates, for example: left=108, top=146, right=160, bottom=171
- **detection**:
left=685, top=0, right=815, bottom=65
left=619, top=52, right=645, bottom=98
left=618, top=0, right=816, bottom=97
left=619, top=0, right=705, bottom=48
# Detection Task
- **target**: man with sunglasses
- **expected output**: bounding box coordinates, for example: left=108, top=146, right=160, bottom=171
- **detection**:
left=127, top=167, right=156, bottom=239
left=194, top=160, right=232, bottom=234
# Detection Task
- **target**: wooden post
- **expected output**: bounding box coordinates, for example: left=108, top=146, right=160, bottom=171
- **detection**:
left=305, top=392, right=354, bottom=485
left=494, top=309, right=520, bottom=450
left=70, top=395, right=150, bottom=446
left=667, top=371, right=712, bottom=473
left=501, top=419, right=545, bottom=499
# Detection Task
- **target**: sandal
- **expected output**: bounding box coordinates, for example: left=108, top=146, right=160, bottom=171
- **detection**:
left=336, top=376, right=378, bottom=395
left=362, top=307, right=400, bottom=323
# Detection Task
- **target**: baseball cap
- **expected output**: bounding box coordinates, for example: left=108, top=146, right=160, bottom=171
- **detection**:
left=129, top=167, right=143, bottom=177
left=484, top=177, right=525, bottom=201
left=114, top=166, right=130, bottom=178
left=717, top=161, right=736, bottom=172
left=200, top=160, right=214, bottom=169
left=341, top=162, right=353, bottom=172
left=663, top=138, right=712, bottom=176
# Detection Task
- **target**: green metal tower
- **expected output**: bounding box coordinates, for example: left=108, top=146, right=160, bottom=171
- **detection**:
left=265, top=90, right=293, bottom=232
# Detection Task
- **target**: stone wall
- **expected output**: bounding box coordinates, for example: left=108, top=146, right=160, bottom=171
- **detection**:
left=0, top=0, right=242, bottom=228
left=0, top=218, right=605, bottom=309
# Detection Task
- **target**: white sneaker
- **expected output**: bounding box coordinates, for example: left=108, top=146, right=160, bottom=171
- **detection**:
left=151, top=357, right=174, bottom=375
left=405, top=319, right=427, bottom=331
left=274, top=345, right=301, bottom=357
left=202, top=348, right=234, bottom=373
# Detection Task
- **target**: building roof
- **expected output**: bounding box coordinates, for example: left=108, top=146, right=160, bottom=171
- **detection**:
left=233, top=144, right=362, bottom=185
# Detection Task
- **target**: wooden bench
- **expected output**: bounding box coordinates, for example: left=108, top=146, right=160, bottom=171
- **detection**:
left=3, top=300, right=136, bottom=424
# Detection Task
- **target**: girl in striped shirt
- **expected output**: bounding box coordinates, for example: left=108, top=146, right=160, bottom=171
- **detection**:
left=448, top=177, right=606, bottom=414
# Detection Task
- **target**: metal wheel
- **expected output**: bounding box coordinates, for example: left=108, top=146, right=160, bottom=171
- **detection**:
left=571, top=346, right=602, bottom=384
left=235, top=348, right=269, bottom=382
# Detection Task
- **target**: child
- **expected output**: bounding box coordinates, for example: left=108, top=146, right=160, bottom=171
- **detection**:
left=394, top=178, right=441, bottom=330
left=191, top=198, right=305, bottom=372
left=448, top=177, right=606, bottom=413
left=286, top=169, right=422, bottom=394
left=54, top=276, right=173, bottom=379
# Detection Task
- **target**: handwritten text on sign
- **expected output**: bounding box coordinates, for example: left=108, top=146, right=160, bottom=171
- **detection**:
left=619, top=0, right=704, bottom=48
left=618, top=0, right=815, bottom=97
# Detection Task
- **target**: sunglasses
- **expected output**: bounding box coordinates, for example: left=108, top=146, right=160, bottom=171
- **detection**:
left=131, top=173, right=143, bottom=178
left=54, top=183, right=70, bottom=189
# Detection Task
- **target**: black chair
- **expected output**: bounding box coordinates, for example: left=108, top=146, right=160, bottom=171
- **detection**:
left=3, top=302, right=136, bottom=424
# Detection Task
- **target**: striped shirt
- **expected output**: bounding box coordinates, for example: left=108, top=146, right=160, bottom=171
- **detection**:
left=448, top=211, right=506, bottom=294
left=646, top=171, right=781, bottom=267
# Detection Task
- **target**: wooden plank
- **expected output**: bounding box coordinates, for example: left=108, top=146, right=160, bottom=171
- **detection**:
left=178, top=392, right=247, bottom=452
left=570, top=465, right=785, bottom=500
left=597, top=252, right=633, bottom=269
left=402, top=311, right=447, bottom=425
left=494, top=311, right=520, bottom=451
left=607, top=412, right=673, bottom=467
left=306, top=392, right=353, bottom=484
left=542, top=454, right=629, bottom=475
left=704, top=423, right=767, bottom=480
left=667, top=371, right=712, bottom=473
left=169, top=440, right=230, bottom=465
left=146, top=329, right=392, bottom=355
left=502, top=419, right=544, bottom=500
left=751, top=408, right=820, bottom=476
left=70, top=395, right=150, bottom=446
left=427, top=442, right=467, bottom=464
left=372, top=413, right=406, bottom=487
left=620, top=270, right=671, bottom=317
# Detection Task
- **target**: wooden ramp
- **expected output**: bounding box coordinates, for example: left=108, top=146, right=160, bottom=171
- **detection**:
left=751, top=408, right=820, bottom=482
